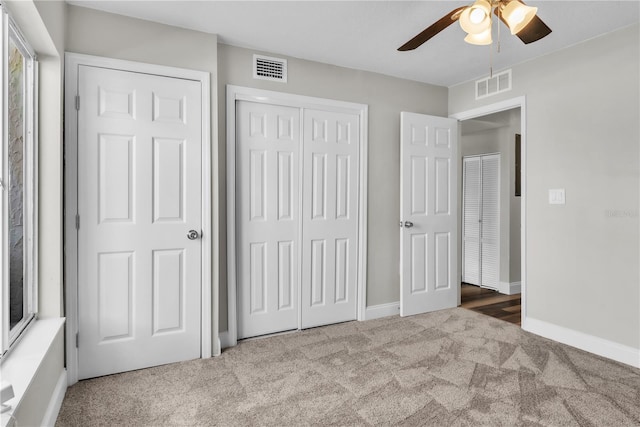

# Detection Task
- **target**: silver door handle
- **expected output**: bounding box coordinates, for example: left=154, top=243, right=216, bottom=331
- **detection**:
left=187, top=230, right=200, bottom=240
left=404, top=221, right=414, bottom=228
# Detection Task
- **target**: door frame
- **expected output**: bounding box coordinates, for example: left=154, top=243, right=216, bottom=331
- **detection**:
left=225, top=85, right=368, bottom=347
left=64, top=53, right=213, bottom=386
left=450, top=96, right=527, bottom=325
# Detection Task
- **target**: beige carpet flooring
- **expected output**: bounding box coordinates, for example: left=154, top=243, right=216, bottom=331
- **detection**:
left=56, top=308, right=640, bottom=426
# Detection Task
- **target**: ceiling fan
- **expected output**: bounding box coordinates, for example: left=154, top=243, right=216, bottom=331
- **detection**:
left=398, top=0, right=551, bottom=51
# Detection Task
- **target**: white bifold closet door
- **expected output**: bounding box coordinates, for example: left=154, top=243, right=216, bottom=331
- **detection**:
left=301, top=109, right=359, bottom=329
left=236, top=101, right=359, bottom=339
left=462, top=154, right=500, bottom=290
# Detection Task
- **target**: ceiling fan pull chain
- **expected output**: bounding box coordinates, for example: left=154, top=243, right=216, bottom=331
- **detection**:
left=489, top=23, right=494, bottom=78
left=497, top=3, right=501, bottom=53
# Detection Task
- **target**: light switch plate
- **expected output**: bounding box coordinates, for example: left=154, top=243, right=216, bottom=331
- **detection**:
left=549, top=188, right=566, bottom=205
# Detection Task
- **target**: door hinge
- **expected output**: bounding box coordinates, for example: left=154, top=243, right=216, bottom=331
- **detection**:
left=75, top=95, right=80, bottom=111
left=75, top=333, right=79, bottom=348
left=75, top=214, right=80, bottom=230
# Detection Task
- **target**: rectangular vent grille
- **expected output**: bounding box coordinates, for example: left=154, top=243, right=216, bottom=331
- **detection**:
left=253, top=54, right=287, bottom=82
left=476, top=69, right=511, bottom=100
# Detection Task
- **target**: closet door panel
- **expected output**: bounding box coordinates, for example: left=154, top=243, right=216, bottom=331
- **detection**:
left=480, top=154, right=500, bottom=290
left=462, top=157, right=481, bottom=285
left=236, top=101, right=301, bottom=339
left=301, top=109, right=359, bottom=329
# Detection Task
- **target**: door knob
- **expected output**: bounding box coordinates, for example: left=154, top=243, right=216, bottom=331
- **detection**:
left=187, top=230, right=201, bottom=240
left=404, top=221, right=414, bottom=228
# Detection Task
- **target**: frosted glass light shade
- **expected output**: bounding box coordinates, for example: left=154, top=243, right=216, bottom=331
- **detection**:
left=459, top=0, right=491, bottom=35
left=502, top=0, right=538, bottom=35
left=464, top=28, right=492, bottom=45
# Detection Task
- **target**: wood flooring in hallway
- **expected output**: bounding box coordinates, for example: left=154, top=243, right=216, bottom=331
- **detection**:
left=460, top=283, right=521, bottom=326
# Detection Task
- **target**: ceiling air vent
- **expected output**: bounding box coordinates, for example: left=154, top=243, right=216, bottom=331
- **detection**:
left=253, top=54, right=287, bottom=83
left=475, top=69, right=511, bottom=100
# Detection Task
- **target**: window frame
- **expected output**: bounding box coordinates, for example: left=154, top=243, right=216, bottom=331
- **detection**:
left=1, top=5, right=38, bottom=357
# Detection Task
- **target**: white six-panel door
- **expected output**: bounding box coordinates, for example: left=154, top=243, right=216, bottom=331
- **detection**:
left=236, top=102, right=359, bottom=338
left=236, top=101, right=301, bottom=339
left=77, top=65, right=202, bottom=379
left=301, top=109, right=359, bottom=328
left=400, top=112, right=458, bottom=317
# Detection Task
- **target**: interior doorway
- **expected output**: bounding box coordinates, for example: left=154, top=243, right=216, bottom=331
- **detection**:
left=456, top=105, right=523, bottom=325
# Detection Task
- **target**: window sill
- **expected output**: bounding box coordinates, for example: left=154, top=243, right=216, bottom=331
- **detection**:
left=0, top=318, right=65, bottom=427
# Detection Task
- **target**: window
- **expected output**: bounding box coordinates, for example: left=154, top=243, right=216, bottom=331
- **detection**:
left=1, top=5, right=38, bottom=356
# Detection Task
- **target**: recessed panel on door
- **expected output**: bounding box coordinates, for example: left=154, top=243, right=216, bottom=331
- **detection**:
left=98, top=134, right=134, bottom=224
left=335, top=155, right=350, bottom=219
left=278, top=152, right=294, bottom=221
left=410, top=233, right=428, bottom=294
left=153, top=138, right=185, bottom=223
left=411, top=156, right=428, bottom=216
left=278, top=241, right=294, bottom=310
left=99, top=87, right=135, bottom=119
left=152, top=93, right=186, bottom=124
left=334, top=239, right=349, bottom=303
left=98, top=251, right=134, bottom=342
left=434, top=232, right=450, bottom=290
left=152, top=249, right=184, bottom=334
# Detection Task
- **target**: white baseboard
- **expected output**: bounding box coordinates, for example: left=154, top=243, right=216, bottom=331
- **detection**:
left=41, top=369, right=67, bottom=427
left=364, top=302, right=400, bottom=320
left=220, top=303, right=401, bottom=348
left=498, top=281, right=521, bottom=295
left=523, top=317, right=640, bottom=369
left=219, top=331, right=232, bottom=349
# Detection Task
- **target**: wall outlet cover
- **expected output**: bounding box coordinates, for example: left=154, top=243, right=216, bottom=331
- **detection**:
left=549, top=188, right=566, bottom=205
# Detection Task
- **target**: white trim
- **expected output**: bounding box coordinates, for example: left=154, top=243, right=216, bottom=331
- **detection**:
left=523, top=317, right=640, bottom=369
left=498, top=281, right=521, bottom=295
left=226, top=85, right=368, bottom=346
left=364, top=302, right=400, bottom=321
left=40, top=369, right=67, bottom=427
left=219, top=331, right=232, bottom=350
left=0, top=318, right=65, bottom=424
left=450, top=96, right=527, bottom=326
left=64, top=53, right=213, bottom=385
left=1, top=6, right=39, bottom=355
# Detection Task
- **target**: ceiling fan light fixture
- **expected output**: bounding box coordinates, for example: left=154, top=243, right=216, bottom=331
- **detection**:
left=459, top=0, right=491, bottom=34
left=502, top=0, right=538, bottom=35
left=464, top=28, right=492, bottom=45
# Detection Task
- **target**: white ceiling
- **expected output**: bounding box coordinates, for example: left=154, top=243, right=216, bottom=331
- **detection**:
left=67, top=1, right=640, bottom=87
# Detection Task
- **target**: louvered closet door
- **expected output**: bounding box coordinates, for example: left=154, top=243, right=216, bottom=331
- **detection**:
left=462, top=154, right=500, bottom=290
left=301, top=109, right=359, bottom=328
left=236, top=101, right=301, bottom=339
left=480, top=154, right=500, bottom=290
left=462, top=157, right=481, bottom=285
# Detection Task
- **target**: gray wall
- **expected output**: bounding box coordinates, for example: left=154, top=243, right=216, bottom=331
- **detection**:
left=218, top=43, right=448, bottom=331
left=450, top=24, right=640, bottom=349
left=460, top=109, right=521, bottom=286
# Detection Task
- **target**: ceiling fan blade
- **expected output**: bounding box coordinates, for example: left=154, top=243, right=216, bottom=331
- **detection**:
left=494, top=2, right=552, bottom=44
left=514, top=15, right=552, bottom=44
left=398, top=7, right=466, bottom=51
